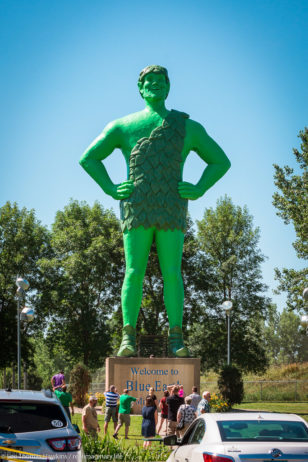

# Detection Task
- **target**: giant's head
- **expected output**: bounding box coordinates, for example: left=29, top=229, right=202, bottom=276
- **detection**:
left=138, top=65, right=170, bottom=101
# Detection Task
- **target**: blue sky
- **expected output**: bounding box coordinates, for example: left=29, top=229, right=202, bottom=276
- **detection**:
left=1, top=0, right=307, bottom=311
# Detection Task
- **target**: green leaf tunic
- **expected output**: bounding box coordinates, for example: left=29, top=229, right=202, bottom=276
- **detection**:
left=120, top=110, right=189, bottom=232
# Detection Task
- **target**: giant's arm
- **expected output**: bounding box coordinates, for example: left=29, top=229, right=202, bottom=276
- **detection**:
left=79, top=122, right=134, bottom=199
left=178, top=121, right=231, bottom=200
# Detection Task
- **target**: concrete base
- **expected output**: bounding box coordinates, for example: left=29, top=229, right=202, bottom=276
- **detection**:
left=106, top=357, right=200, bottom=414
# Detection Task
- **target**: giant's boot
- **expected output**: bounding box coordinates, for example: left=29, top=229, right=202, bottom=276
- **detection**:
left=117, top=325, right=137, bottom=357
left=168, top=326, right=190, bottom=357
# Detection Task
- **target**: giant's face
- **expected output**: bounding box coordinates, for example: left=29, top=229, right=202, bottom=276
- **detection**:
left=139, top=72, right=169, bottom=101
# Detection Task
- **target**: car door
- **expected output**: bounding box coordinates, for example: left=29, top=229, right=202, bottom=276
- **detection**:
left=171, top=418, right=206, bottom=462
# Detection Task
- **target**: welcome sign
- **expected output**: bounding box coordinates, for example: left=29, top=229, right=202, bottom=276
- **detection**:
left=106, top=357, right=200, bottom=414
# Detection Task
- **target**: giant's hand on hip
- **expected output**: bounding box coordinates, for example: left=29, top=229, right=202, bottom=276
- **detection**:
left=178, top=181, right=202, bottom=200
left=111, top=180, right=134, bottom=199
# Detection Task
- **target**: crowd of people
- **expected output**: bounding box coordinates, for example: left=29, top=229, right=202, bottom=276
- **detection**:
left=100, top=384, right=211, bottom=447
left=51, top=370, right=211, bottom=446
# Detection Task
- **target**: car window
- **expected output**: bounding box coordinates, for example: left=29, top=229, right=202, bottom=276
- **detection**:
left=180, top=420, right=198, bottom=445
left=0, top=402, right=68, bottom=433
left=187, top=419, right=205, bottom=444
left=217, top=420, right=308, bottom=442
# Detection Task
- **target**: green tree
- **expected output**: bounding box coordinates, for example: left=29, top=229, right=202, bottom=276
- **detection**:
left=262, top=304, right=281, bottom=364
left=263, top=305, right=308, bottom=364
left=277, top=309, right=308, bottom=363
left=37, top=200, right=124, bottom=368
left=188, top=196, right=270, bottom=373
left=0, top=202, right=50, bottom=369
left=273, top=127, right=308, bottom=311
left=32, top=334, right=74, bottom=389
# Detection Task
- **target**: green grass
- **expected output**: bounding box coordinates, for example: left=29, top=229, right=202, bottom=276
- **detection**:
left=72, top=413, right=171, bottom=461
left=202, top=362, right=308, bottom=382
left=201, top=363, right=308, bottom=402
left=244, top=363, right=308, bottom=381
left=233, top=402, right=308, bottom=423
left=72, top=413, right=164, bottom=448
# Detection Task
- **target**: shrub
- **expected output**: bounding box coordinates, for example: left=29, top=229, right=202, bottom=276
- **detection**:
left=94, top=392, right=105, bottom=407
left=81, top=432, right=171, bottom=461
left=218, top=364, right=244, bottom=406
left=70, top=363, right=91, bottom=407
left=85, top=392, right=105, bottom=406
left=209, top=392, right=230, bottom=412
left=85, top=392, right=106, bottom=412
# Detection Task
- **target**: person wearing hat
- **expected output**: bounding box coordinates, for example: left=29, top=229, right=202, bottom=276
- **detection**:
left=82, top=395, right=100, bottom=437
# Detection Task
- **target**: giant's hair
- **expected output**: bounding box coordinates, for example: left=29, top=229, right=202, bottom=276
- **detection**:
left=138, top=65, right=170, bottom=97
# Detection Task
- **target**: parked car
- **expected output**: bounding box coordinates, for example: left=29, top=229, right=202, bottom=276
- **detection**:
left=164, top=412, right=308, bottom=462
left=0, top=389, right=83, bottom=462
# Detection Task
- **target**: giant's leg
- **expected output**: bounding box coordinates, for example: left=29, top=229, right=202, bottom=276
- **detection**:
left=117, top=226, right=154, bottom=357
left=156, top=229, right=189, bottom=357
left=156, top=229, right=184, bottom=328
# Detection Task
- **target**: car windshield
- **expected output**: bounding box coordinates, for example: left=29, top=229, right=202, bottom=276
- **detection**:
left=0, top=402, right=67, bottom=433
left=217, top=419, right=308, bottom=442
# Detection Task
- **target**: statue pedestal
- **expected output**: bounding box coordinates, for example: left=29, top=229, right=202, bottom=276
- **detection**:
left=105, top=357, right=200, bottom=414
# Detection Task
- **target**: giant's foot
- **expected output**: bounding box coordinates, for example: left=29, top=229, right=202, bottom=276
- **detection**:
left=117, top=325, right=137, bottom=357
left=168, top=326, right=190, bottom=357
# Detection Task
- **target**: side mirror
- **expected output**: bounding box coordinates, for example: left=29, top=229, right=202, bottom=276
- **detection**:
left=163, top=434, right=179, bottom=446
left=73, top=424, right=80, bottom=434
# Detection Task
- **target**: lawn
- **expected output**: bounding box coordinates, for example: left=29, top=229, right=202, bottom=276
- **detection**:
left=233, top=402, right=308, bottom=423
left=71, top=413, right=163, bottom=448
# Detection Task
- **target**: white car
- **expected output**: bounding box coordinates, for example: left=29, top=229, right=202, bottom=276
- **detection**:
left=164, top=412, right=308, bottom=462
left=0, top=389, right=83, bottom=462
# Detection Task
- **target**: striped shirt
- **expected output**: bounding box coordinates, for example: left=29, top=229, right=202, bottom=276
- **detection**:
left=104, top=391, right=119, bottom=407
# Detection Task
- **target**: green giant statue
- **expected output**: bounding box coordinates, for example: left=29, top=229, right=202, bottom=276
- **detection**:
left=80, top=65, right=231, bottom=358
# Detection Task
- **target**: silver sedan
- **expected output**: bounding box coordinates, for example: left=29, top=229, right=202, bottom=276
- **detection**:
left=164, top=412, right=308, bottom=462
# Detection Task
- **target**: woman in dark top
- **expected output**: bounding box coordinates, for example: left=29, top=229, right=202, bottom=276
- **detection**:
left=146, top=387, right=158, bottom=408
left=141, top=397, right=158, bottom=448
